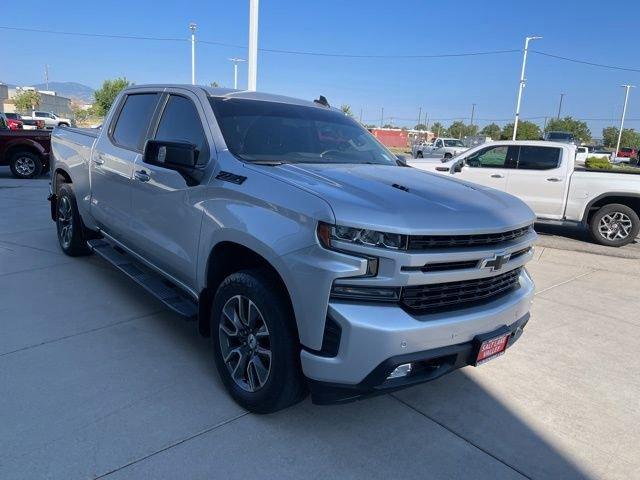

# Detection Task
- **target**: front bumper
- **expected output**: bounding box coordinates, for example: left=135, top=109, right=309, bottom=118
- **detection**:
left=308, top=312, right=530, bottom=404
left=301, top=269, right=534, bottom=403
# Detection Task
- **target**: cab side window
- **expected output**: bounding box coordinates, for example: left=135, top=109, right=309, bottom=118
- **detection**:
left=466, top=145, right=517, bottom=168
left=434, top=139, right=443, bottom=148
left=111, top=93, right=159, bottom=151
left=154, top=95, right=210, bottom=166
left=517, top=146, right=561, bottom=170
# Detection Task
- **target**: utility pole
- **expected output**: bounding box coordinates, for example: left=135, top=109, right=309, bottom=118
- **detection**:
left=359, top=108, right=363, bottom=123
left=616, top=85, right=635, bottom=157
left=417, top=106, right=422, bottom=127
left=380, top=107, right=384, bottom=128
left=557, top=93, right=566, bottom=119
left=425, top=113, right=430, bottom=132
left=189, top=23, right=197, bottom=85
left=470, top=103, right=476, bottom=127
left=513, top=35, right=542, bottom=140
left=228, top=58, right=246, bottom=89
left=247, top=0, right=259, bottom=91
left=44, top=65, right=50, bottom=91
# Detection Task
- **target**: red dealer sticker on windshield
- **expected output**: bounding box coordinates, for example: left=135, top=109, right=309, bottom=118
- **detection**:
left=476, top=333, right=510, bottom=365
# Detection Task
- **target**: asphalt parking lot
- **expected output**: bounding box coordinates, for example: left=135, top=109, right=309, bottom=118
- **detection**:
left=1, top=169, right=639, bottom=480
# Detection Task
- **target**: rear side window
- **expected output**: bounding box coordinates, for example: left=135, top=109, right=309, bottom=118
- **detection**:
left=112, top=94, right=159, bottom=151
left=154, top=95, right=209, bottom=166
left=517, top=146, right=561, bottom=170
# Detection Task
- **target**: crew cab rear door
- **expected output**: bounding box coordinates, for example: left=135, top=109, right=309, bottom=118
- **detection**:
left=128, top=91, right=212, bottom=289
left=506, top=145, right=567, bottom=219
left=90, top=92, right=160, bottom=241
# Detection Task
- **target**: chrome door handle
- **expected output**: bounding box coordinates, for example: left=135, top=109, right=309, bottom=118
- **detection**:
left=546, top=177, right=562, bottom=182
left=490, top=174, right=504, bottom=178
left=134, top=170, right=150, bottom=182
left=93, top=155, right=105, bottom=165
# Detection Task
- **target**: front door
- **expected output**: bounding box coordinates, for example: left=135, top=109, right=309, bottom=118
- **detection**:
left=90, top=92, right=160, bottom=241
left=129, top=92, right=212, bottom=289
left=457, top=144, right=517, bottom=191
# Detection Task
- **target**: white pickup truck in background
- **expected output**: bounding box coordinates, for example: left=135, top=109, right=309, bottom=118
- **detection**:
left=409, top=140, right=640, bottom=247
left=411, top=137, right=468, bottom=160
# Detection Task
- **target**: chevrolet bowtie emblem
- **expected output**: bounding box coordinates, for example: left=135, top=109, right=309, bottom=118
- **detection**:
left=480, top=253, right=511, bottom=271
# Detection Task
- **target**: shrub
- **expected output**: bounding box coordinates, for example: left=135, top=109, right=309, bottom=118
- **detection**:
left=585, top=157, right=612, bottom=170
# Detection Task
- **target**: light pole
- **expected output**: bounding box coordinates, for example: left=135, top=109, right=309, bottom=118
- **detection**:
left=247, top=0, right=259, bottom=91
left=470, top=103, right=476, bottom=127
left=557, top=93, right=566, bottom=119
left=45, top=64, right=50, bottom=91
left=189, top=22, right=197, bottom=85
left=512, top=35, right=542, bottom=140
left=228, top=58, right=246, bottom=89
left=615, top=85, right=635, bottom=157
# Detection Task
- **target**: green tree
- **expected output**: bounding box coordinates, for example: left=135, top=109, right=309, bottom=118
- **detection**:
left=363, top=124, right=376, bottom=129
left=545, top=116, right=591, bottom=143
left=602, top=126, right=640, bottom=149
left=210, top=81, right=221, bottom=88
left=13, top=90, right=41, bottom=111
left=480, top=123, right=501, bottom=140
left=94, top=77, right=132, bottom=115
left=414, top=123, right=427, bottom=131
left=448, top=121, right=478, bottom=138
left=501, top=121, right=541, bottom=140
left=430, top=122, right=447, bottom=137
left=340, top=104, right=354, bottom=117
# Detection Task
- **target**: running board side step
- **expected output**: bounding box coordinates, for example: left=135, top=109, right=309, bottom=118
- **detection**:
left=87, top=239, right=198, bottom=319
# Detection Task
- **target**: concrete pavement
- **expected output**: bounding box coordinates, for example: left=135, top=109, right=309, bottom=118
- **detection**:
left=1, top=169, right=638, bottom=479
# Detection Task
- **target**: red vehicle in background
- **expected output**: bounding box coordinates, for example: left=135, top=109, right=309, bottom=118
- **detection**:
left=4, top=113, right=24, bottom=130
left=5, top=112, right=45, bottom=130
left=0, top=113, right=52, bottom=178
left=618, top=147, right=638, bottom=158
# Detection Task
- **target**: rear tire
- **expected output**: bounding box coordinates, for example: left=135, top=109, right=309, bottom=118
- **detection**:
left=589, top=204, right=639, bottom=247
left=211, top=269, right=307, bottom=413
left=416, top=151, right=423, bottom=158
left=9, top=151, right=42, bottom=179
left=444, top=153, right=453, bottom=159
left=56, top=183, right=92, bottom=256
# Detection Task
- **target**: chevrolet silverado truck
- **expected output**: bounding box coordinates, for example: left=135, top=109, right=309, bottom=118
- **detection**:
left=409, top=140, right=640, bottom=247
left=50, top=85, right=536, bottom=413
left=412, top=137, right=468, bottom=160
left=0, top=113, right=52, bottom=178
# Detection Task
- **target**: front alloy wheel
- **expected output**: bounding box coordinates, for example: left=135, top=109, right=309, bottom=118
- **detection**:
left=219, top=295, right=272, bottom=393
left=15, top=156, right=36, bottom=177
left=598, top=212, right=633, bottom=242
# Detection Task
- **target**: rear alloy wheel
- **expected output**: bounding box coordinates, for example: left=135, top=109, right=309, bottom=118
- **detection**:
left=589, top=204, right=640, bottom=247
left=56, top=183, right=92, bottom=256
left=9, top=152, right=42, bottom=179
left=211, top=269, right=307, bottom=413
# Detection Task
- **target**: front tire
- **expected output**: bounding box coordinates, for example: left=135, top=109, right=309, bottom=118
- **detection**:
left=211, top=269, right=306, bottom=413
left=9, top=151, right=42, bottom=179
left=444, top=153, right=453, bottom=160
left=56, top=183, right=92, bottom=256
left=589, top=204, right=639, bottom=247
left=416, top=151, right=423, bottom=158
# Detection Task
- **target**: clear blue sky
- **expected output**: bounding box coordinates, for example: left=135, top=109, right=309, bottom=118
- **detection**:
left=2, top=0, right=640, bottom=137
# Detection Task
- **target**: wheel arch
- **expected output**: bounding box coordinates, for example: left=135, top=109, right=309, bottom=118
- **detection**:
left=198, top=240, right=297, bottom=340
left=581, top=193, right=640, bottom=226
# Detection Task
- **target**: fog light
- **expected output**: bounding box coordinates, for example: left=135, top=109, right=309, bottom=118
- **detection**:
left=387, top=363, right=412, bottom=379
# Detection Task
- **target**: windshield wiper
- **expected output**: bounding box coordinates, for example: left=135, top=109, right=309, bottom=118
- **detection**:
left=250, top=160, right=288, bottom=166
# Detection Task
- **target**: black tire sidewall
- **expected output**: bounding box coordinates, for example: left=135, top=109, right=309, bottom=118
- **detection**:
left=590, top=204, right=640, bottom=247
left=9, top=151, right=43, bottom=179
left=56, top=184, right=91, bottom=256
left=210, top=270, right=305, bottom=413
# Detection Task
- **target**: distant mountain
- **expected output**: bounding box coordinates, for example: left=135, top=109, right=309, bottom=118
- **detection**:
left=30, top=82, right=95, bottom=103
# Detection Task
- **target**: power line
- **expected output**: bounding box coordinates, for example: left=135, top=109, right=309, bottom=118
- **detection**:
left=531, top=50, right=640, bottom=73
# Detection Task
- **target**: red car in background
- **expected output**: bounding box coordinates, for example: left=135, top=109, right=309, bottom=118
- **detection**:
left=618, top=147, right=638, bottom=158
left=4, top=113, right=24, bottom=130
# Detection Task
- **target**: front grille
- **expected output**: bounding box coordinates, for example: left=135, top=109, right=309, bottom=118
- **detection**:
left=401, top=268, right=522, bottom=313
left=407, top=226, right=532, bottom=250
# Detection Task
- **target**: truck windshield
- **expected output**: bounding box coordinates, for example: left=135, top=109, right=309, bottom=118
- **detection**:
left=443, top=140, right=465, bottom=147
left=209, top=97, right=397, bottom=165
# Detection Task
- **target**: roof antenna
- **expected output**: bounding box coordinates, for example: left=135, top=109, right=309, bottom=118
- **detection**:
left=314, top=95, right=330, bottom=107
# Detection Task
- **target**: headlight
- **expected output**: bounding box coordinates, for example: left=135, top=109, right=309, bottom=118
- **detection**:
left=317, top=222, right=406, bottom=250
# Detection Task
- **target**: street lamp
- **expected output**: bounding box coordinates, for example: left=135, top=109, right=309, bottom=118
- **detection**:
left=247, top=0, right=259, bottom=91
left=557, top=93, right=566, bottom=119
left=228, top=58, right=246, bottom=89
left=615, top=85, right=635, bottom=158
left=512, top=35, right=542, bottom=140
left=189, top=22, right=197, bottom=85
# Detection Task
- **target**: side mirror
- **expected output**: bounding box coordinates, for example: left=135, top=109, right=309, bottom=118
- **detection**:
left=453, top=161, right=463, bottom=173
left=396, top=154, right=410, bottom=167
left=143, top=140, right=198, bottom=170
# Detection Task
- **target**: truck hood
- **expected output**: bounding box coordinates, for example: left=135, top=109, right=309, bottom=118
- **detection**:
left=251, top=163, right=535, bottom=235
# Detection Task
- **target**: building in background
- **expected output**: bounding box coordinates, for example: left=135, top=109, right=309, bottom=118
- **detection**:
left=368, top=127, right=434, bottom=148
left=2, top=86, right=73, bottom=118
left=0, top=84, right=8, bottom=112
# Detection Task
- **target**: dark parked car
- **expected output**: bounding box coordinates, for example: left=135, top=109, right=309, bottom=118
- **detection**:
left=0, top=113, right=52, bottom=178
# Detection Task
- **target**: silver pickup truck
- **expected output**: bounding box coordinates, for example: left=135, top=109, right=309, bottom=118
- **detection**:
left=50, top=85, right=536, bottom=413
